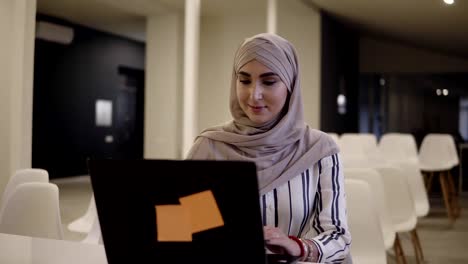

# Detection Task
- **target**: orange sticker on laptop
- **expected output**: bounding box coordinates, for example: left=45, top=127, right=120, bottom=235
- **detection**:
left=155, top=205, right=192, bottom=242
left=179, top=190, right=224, bottom=233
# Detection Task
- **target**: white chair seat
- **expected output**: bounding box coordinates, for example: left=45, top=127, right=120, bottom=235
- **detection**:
left=393, top=218, right=418, bottom=233
left=383, top=230, right=396, bottom=250
left=419, top=163, right=453, bottom=172
left=81, top=215, right=102, bottom=244
left=68, top=194, right=97, bottom=233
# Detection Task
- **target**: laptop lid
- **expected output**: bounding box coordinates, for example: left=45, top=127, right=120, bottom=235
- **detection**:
left=88, top=159, right=267, bottom=264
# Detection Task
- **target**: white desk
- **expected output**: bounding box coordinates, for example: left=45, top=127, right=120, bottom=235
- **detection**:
left=0, top=233, right=107, bottom=264
left=0, top=233, right=317, bottom=264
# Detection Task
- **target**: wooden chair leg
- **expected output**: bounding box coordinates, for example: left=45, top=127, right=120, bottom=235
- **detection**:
left=393, top=234, right=407, bottom=264
left=439, top=171, right=455, bottom=222
left=422, top=171, right=427, bottom=186
left=426, top=171, right=435, bottom=194
left=411, top=229, right=424, bottom=263
left=447, top=170, right=461, bottom=218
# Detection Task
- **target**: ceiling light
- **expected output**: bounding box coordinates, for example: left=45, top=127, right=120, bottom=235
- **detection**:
left=379, top=78, right=386, bottom=86
left=436, top=89, right=442, bottom=96
left=337, top=94, right=346, bottom=106
left=443, top=89, right=449, bottom=96
left=444, top=0, right=454, bottom=5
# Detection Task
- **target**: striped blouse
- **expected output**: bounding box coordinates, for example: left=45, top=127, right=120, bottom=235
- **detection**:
left=260, top=153, right=351, bottom=263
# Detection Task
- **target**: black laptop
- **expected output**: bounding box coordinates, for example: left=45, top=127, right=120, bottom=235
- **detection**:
left=88, top=159, right=298, bottom=264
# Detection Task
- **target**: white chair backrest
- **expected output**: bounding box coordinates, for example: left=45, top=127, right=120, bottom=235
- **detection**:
left=419, top=133, right=459, bottom=171
left=1, top=168, right=49, bottom=206
left=397, top=162, right=430, bottom=218
left=0, top=182, right=63, bottom=239
left=339, top=133, right=387, bottom=167
left=338, top=134, right=368, bottom=161
left=375, top=167, right=417, bottom=232
left=344, top=168, right=395, bottom=250
left=341, top=133, right=378, bottom=152
left=379, top=133, right=419, bottom=164
left=345, top=179, right=387, bottom=264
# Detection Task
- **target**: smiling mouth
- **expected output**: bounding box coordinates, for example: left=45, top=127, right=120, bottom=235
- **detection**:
left=248, top=105, right=266, bottom=109
left=248, top=105, right=266, bottom=113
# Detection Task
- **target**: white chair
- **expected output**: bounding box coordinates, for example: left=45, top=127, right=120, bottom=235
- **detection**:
left=338, top=133, right=369, bottom=161
left=344, top=168, right=401, bottom=259
left=81, top=215, right=102, bottom=244
left=1, top=168, right=49, bottom=208
left=379, top=133, right=419, bottom=165
left=0, top=182, right=63, bottom=239
left=345, top=178, right=387, bottom=264
left=379, top=133, right=429, bottom=218
left=398, top=162, right=430, bottom=218
left=68, top=194, right=97, bottom=233
left=376, top=166, right=424, bottom=264
left=340, top=133, right=386, bottom=166
left=419, top=134, right=459, bottom=171
left=418, top=133, right=460, bottom=221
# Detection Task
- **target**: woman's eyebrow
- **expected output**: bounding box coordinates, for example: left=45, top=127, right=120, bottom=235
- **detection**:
left=259, top=72, right=278, bottom=78
left=238, top=71, right=278, bottom=78
left=238, top=71, right=251, bottom=77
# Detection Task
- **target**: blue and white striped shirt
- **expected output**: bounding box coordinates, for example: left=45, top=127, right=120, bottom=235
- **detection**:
left=260, top=154, right=351, bottom=263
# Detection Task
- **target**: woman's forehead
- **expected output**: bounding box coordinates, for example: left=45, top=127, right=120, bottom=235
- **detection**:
left=238, top=60, right=275, bottom=74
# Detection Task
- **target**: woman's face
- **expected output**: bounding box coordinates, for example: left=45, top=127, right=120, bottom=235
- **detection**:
left=236, top=60, right=289, bottom=125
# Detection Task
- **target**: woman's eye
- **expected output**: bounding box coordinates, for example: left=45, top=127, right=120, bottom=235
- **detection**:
left=263, top=80, right=276, bottom=86
left=239, top=80, right=251, bottom=84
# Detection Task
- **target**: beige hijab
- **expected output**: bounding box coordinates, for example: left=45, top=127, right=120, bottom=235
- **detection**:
left=187, top=33, right=339, bottom=195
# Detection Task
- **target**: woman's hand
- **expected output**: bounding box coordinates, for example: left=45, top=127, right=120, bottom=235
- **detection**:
left=263, top=226, right=301, bottom=257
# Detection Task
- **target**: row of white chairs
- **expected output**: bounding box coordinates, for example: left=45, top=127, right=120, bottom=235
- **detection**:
left=328, top=133, right=432, bottom=264
left=332, top=132, right=460, bottom=221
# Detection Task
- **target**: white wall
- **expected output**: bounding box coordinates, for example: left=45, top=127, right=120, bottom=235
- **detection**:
left=144, top=14, right=184, bottom=159
left=0, top=0, right=36, bottom=195
left=277, top=0, right=321, bottom=129
left=360, top=36, right=468, bottom=73
left=197, top=0, right=322, bottom=132
left=0, top=1, right=14, bottom=195
left=198, top=14, right=266, bottom=132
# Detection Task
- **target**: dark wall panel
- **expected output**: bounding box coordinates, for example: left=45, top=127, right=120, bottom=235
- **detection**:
left=320, top=12, right=359, bottom=134
left=33, top=15, right=145, bottom=179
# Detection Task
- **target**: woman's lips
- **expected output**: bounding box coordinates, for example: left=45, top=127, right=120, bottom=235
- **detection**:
left=248, top=105, right=266, bottom=113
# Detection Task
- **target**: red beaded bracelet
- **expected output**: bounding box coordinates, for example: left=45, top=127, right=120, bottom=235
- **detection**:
left=288, top=235, right=305, bottom=259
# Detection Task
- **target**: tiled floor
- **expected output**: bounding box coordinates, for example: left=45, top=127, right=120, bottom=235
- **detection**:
left=387, top=195, right=468, bottom=264
left=53, top=176, right=468, bottom=263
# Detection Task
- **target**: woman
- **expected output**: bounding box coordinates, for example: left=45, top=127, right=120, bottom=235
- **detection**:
left=187, top=33, right=351, bottom=263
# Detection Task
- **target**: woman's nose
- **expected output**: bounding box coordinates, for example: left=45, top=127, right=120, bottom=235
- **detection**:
left=251, top=83, right=263, bottom=100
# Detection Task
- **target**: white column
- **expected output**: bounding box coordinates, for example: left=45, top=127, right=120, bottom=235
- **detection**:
left=267, top=0, right=277, bottom=34
left=277, top=0, right=321, bottom=129
left=144, top=14, right=182, bottom=159
left=0, top=0, right=36, bottom=195
left=182, top=0, right=200, bottom=157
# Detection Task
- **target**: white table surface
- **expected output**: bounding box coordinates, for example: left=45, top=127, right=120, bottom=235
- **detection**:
left=0, top=232, right=317, bottom=264
left=0, top=232, right=107, bottom=264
